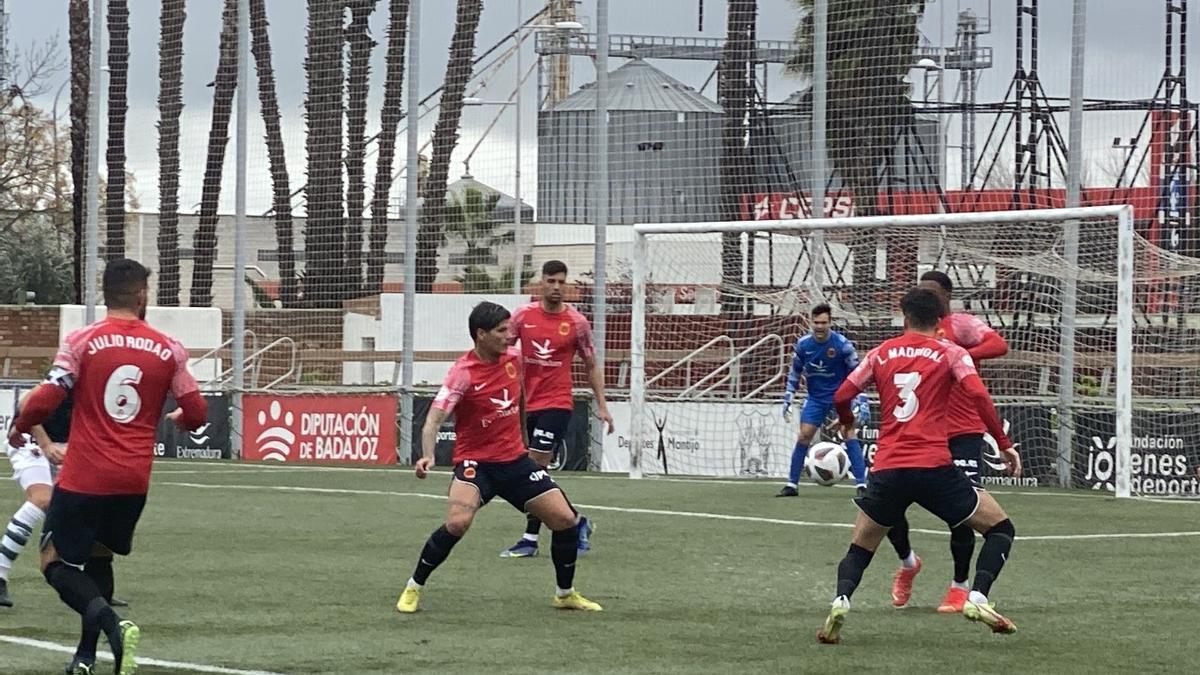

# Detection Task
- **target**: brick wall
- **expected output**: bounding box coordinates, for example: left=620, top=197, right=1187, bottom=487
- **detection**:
left=0, top=306, right=61, bottom=379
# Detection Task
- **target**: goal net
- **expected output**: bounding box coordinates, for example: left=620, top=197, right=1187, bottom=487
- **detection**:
left=627, top=206, right=1200, bottom=499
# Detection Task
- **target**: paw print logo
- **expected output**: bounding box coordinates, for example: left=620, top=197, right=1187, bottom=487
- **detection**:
left=255, top=400, right=296, bottom=462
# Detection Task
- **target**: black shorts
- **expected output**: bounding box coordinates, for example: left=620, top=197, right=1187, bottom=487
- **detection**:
left=41, top=487, right=147, bottom=565
left=854, top=466, right=980, bottom=529
left=950, top=433, right=985, bottom=489
left=453, top=456, right=561, bottom=512
left=526, top=408, right=572, bottom=457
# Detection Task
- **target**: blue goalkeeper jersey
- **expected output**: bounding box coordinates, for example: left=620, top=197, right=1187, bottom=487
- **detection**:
left=786, top=331, right=859, bottom=402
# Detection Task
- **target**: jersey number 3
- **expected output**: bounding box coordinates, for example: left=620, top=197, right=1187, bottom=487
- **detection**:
left=104, top=364, right=144, bottom=423
left=892, top=372, right=921, bottom=423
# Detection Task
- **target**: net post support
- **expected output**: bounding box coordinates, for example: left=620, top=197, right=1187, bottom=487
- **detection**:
left=1114, top=205, right=1135, bottom=499
left=809, top=0, right=827, bottom=298
left=231, top=0, right=249, bottom=459
left=84, top=0, right=104, bottom=321
left=399, top=0, right=422, bottom=465
left=629, top=230, right=647, bottom=479
left=1056, top=0, right=1087, bottom=487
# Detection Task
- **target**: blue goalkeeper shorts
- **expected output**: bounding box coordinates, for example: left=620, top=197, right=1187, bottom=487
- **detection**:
left=800, top=397, right=836, bottom=426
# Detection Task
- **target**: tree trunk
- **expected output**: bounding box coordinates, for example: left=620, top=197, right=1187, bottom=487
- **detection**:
left=68, top=0, right=89, bottom=302
left=249, top=0, right=297, bottom=306
left=718, top=0, right=755, bottom=313
left=416, top=0, right=483, bottom=293
left=104, top=0, right=129, bottom=260
left=156, top=0, right=185, bottom=306
left=189, top=0, right=239, bottom=307
left=368, top=0, right=410, bottom=294
left=344, top=0, right=378, bottom=297
left=304, top=0, right=346, bottom=308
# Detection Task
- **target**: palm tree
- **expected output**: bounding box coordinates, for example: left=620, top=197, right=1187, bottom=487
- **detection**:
left=156, top=0, right=186, bottom=306
left=104, top=0, right=130, bottom=260
left=415, top=0, right=483, bottom=293
left=444, top=187, right=508, bottom=263
left=445, top=187, right=534, bottom=293
left=344, top=0, right=378, bottom=297
left=788, top=0, right=928, bottom=301
left=190, top=0, right=239, bottom=307
left=305, top=0, right=347, bottom=308
left=250, top=0, right=298, bottom=306
left=368, top=0, right=410, bottom=294
left=68, top=0, right=89, bottom=301
left=718, top=0, right=755, bottom=313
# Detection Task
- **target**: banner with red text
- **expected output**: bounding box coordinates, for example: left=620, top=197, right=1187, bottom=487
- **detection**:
left=243, top=394, right=398, bottom=465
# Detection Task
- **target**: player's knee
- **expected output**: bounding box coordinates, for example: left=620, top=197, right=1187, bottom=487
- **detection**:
left=30, top=493, right=51, bottom=512
left=443, top=518, right=472, bottom=538
left=985, top=518, right=1015, bottom=541
left=950, top=523, right=975, bottom=544
left=541, top=510, right=576, bottom=532
left=42, top=559, right=68, bottom=585
left=550, top=509, right=581, bottom=533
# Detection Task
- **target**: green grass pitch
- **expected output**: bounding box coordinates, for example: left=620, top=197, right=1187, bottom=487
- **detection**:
left=1, top=460, right=1197, bottom=674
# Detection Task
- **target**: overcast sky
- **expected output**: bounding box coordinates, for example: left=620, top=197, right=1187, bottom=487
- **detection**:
left=5, top=0, right=1188, bottom=213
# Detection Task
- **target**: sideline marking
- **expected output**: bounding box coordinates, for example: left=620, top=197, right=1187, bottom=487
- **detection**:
left=0, top=634, right=285, bottom=675
left=159, top=481, right=1200, bottom=542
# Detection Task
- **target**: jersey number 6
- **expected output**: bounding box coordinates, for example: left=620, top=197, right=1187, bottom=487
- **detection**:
left=892, top=372, right=921, bottom=423
left=104, top=364, right=144, bottom=423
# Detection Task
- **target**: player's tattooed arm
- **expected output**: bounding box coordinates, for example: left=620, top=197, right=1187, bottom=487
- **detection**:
left=416, top=407, right=449, bottom=479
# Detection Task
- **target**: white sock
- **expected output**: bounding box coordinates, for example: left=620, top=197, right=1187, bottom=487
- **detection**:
left=952, top=581, right=970, bottom=591
left=901, top=552, right=918, bottom=569
left=556, top=587, right=573, bottom=598
left=406, top=577, right=423, bottom=590
left=522, top=534, right=539, bottom=543
left=832, top=595, right=851, bottom=609
left=0, top=501, right=46, bottom=579
left=785, top=482, right=798, bottom=489
left=968, top=590, right=988, bottom=606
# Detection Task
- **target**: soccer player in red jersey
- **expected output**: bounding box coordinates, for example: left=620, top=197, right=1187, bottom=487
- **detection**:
left=887, top=270, right=1012, bottom=612
left=500, top=260, right=613, bottom=558
left=396, top=301, right=602, bottom=613
left=815, top=288, right=1022, bottom=644
left=8, top=259, right=207, bottom=675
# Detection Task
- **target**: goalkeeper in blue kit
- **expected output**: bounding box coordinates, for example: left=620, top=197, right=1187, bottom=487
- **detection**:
left=778, top=303, right=870, bottom=497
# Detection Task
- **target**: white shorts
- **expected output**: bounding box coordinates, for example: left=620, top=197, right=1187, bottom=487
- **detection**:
left=7, top=437, right=54, bottom=491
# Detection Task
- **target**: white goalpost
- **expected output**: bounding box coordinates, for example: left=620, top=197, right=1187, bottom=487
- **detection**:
left=628, top=205, right=1200, bottom=499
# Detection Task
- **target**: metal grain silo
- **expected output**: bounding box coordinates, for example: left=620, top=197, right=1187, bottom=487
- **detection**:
left=538, top=58, right=723, bottom=224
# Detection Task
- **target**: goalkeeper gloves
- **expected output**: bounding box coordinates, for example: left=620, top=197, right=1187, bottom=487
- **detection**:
left=852, top=393, right=871, bottom=426
left=781, top=391, right=794, bottom=421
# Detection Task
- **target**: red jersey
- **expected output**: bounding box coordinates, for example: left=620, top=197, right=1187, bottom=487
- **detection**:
left=51, top=317, right=198, bottom=495
left=845, top=333, right=979, bottom=470
left=511, top=301, right=595, bottom=412
left=432, top=346, right=526, bottom=464
left=941, top=314, right=1000, bottom=438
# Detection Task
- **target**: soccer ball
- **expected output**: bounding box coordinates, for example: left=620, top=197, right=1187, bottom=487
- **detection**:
left=807, top=442, right=850, bottom=486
